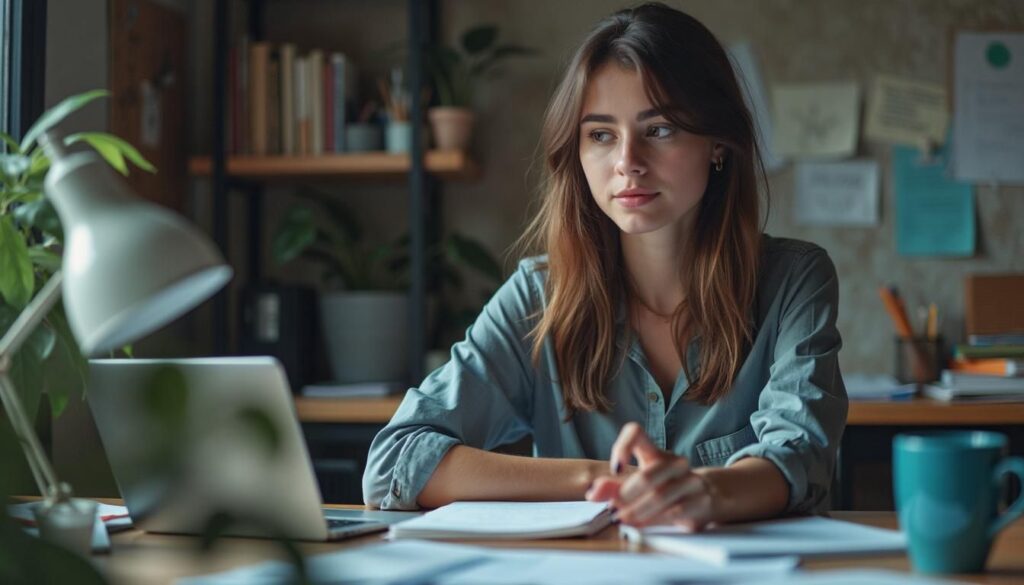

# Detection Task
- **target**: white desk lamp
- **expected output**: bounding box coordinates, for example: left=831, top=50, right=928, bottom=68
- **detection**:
left=0, top=130, right=232, bottom=513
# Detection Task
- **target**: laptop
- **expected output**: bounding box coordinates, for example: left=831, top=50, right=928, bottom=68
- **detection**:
left=88, top=356, right=395, bottom=541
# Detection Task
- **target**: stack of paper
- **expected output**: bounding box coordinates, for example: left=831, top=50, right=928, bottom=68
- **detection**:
left=925, top=369, right=1024, bottom=402
left=621, top=516, right=906, bottom=565
left=843, top=374, right=916, bottom=401
left=388, top=501, right=611, bottom=540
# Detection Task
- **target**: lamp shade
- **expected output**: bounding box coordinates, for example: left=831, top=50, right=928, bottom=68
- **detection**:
left=43, top=144, right=232, bottom=356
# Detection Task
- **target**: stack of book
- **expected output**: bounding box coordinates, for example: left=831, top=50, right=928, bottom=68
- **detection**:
left=924, top=343, right=1024, bottom=401
left=229, top=38, right=359, bottom=157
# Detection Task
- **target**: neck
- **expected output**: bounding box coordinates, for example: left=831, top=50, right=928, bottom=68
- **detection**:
left=622, top=227, right=690, bottom=316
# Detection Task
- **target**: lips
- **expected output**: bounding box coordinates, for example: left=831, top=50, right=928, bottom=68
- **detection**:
left=613, top=188, right=659, bottom=208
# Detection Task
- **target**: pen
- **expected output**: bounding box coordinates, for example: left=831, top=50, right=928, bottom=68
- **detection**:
left=878, top=286, right=914, bottom=339
left=926, top=303, right=938, bottom=340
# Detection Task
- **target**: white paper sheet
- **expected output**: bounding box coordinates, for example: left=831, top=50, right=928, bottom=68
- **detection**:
left=773, top=82, right=860, bottom=159
left=756, top=568, right=972, bottom=585
left=793, top=160, right=879, bottom=226
left=622, top=516, right=906, bottom=566
left=388, top=501, right=610, bottom=539
left=728, top=42, right=786, bottom=172
left=952, top=31, right=1024, bottom=183
left=864, top=75, right=948, bottom=147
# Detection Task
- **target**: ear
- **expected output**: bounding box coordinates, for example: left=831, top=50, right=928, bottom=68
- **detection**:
left=711, top=143, right=727, bottom=161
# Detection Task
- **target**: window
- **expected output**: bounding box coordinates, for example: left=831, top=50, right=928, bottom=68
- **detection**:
left=2, top=0, right=45, bottom=141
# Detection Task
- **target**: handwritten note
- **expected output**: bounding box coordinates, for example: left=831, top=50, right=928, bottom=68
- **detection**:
left=864, top=75, right=948, bottom=148
left=892, top=145, right=974, bottom=257
left=952, top=31, right=1024, bottom=183
left=773, top=82, right=860, bottom=159
left=794, top=160, right=879, bottom=226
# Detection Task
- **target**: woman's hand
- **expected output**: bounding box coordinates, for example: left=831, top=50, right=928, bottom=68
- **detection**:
left=585, top=422, right=716, bottom=531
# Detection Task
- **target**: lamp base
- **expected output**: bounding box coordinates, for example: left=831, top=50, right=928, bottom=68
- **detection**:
left=31, top=497, right=98, bottom=557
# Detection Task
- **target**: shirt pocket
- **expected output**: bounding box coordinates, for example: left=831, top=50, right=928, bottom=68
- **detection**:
left=695, top=424, right=757, bottom=467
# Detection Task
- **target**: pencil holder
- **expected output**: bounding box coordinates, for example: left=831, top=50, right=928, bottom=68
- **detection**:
left=894, top=336, right=944, bottom=384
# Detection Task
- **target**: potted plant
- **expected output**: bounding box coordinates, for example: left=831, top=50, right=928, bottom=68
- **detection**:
left=426, top=24, right=534, bottom=150
left=0, top=90, right=154, bottom=426
left=272, top=190, right=502, bottom=382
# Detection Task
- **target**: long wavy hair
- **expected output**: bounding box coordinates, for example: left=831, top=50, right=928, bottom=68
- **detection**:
left=519, top=3, right=765, bottom=416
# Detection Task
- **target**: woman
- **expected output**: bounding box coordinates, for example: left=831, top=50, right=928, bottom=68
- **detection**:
left=363, top=3, right=846, bottom=531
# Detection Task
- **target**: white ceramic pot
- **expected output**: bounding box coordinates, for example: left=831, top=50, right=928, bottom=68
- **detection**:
left=320, top=291, right=408, bottom=383
left=428, top=106, right=475, bottom=150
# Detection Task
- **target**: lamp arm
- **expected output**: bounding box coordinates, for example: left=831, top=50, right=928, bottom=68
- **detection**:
left=0, top=271, right=66, bottom=501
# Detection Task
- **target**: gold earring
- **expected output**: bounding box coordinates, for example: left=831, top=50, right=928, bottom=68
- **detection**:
left=714, top=158, right=723, bottom=172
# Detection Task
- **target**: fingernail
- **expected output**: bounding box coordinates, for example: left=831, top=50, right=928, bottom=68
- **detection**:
left=610, top=513, right=620, bottom=525
left=608, top=506, right=617, bottom=515
left=613, top=461, right=623, bottom=475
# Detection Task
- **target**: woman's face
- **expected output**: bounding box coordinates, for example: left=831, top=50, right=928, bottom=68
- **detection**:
left=579, top=62, right=722, bottom=240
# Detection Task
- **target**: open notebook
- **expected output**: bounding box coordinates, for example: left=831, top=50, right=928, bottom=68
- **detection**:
left=621, top=516, right=906, bottom=565
left=388, top=501, right=612, bottom=540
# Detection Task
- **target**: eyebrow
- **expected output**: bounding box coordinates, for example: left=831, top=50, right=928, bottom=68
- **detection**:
left=580, top=108, right=663, bottom=124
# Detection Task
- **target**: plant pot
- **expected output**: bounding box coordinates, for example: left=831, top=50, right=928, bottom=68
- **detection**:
left=320, top=291, right=408, bottom=383
left=428, top=106, right=475, bottom=151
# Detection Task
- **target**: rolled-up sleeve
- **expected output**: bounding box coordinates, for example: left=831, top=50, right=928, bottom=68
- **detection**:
left=727, top=248, right=848, bottom=513
left=362, top=261, right=541, bottom=510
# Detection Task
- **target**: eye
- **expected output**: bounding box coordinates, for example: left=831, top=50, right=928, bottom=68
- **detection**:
left=588, top=130, right=615, bottom=144
left=647, top=125, right=675, bottom=139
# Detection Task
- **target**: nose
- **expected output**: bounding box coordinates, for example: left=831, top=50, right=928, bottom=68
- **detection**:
left=614, top=135, right=647, bottom=177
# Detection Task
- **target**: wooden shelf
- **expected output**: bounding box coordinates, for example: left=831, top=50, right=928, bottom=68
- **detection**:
left=294, top=396, right=404, bottom=424
left=188, top=150, right=478, bottom=181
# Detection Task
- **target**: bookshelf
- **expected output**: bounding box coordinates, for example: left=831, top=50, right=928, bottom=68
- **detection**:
left=188, top=150, right=478, bottom=181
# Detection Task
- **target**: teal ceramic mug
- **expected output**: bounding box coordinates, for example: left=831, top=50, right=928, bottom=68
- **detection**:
left=893, top=431, right=1024, bottom=574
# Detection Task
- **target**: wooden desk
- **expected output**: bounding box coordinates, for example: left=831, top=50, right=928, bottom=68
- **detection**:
left=294, top=396, right=403, bottom=424
left=91, top=508, right=1024, bottom=585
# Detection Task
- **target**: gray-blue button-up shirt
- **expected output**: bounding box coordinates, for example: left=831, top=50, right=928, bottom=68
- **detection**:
left=363, top=235, right=847, bottom=513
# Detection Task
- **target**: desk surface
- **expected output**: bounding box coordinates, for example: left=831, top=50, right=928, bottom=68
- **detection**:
left=295, top=395, right=1024, bottom=426
left=93, top=505, right=1024, bottom=585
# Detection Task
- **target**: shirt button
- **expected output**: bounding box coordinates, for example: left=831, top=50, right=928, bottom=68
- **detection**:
left=648, top=392, right=659, bottom=402
left=391, top=485, right=401, bottom=498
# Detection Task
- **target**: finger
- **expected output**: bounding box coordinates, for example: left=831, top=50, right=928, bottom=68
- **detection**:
left=617, top=457, right=690, bottom=503
left=669, top=493, right=714, bottom=532
left=585, top=476, right=623, bottom=502
left=621, top=474, right=707, bottom=527
left=609, top=422, right=664, bottom=473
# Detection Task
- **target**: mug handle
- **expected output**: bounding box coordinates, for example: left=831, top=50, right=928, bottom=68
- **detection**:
left=989, top=456, right=1024, bottom=538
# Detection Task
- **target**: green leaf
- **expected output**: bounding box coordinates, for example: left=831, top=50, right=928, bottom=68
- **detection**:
left=296, top=190, right=362, bottom=243
left=13, top=198, right=63, bottom=240
left=0, top=132, right=20, bottom=154
left=43, top=305, right=88, bottom=418
left=272, top=207, right=317, bottom=264
left=0, top=216, right=35, bottom=309
left=70, top=134, right=127, bottom=175
left=27, top=248, right=62, bottom=274
left=67, top=132, right=156, bottom=174
left=141, top=365, right=190, bottom=432
left=26, top=323, right=57, bottom=362
left=0, top=154, right=31, bottom=178
left=20, top=89, right=109, bottom=152
left=8, top=344, right=44, bottom=426
left=447, top=234, right=503, bottom=283
left=462, top=25, right=498, bottom=54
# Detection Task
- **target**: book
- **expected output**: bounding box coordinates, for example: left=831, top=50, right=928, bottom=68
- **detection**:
left=266, top=53, right=281, bottom=155
left=248, top=41, right=271, bottom=156
left=323, top=59, right=334, bottom=153
left=940, top=370, right=1024, bottom=393
left=843, top=373, right=916, bottom=401
left=279, top=43, right=296, bottom=155
left=621, top=516, right=905, bottom=566
left=295, top=55, right=310, bottom=155
left=388, top=501, right=612, bottom=540
left=330, top=52, right=351, bottom=152
left=923, top=385, right=1024, bottom=402
left=301, top=381, right=405, bottom=398
left=307, top=49, right=325, bottom=156
left=950, top=357, right=1024, bottom=377
left=968, top=333, right=1024, bottom=346
left=953, top=344, right=1024, bottom=360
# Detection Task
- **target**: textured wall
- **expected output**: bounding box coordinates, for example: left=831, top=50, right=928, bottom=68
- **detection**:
left=433, top=0, right=1024, bottom=376
left=188, top=0, right=1024, bottom=376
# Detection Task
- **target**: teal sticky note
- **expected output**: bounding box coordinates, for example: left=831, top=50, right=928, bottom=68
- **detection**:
left=892, top=145, right=975, bottom=257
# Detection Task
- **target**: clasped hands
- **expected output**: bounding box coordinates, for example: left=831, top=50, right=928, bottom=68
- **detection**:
left=585, top=422, right=716, bottom=531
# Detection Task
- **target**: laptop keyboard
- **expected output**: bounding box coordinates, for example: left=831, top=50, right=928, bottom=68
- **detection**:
left=327, top=518, right=375, bottom=529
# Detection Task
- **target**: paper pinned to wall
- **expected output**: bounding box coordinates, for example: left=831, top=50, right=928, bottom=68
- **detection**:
left=728, top=42, right=785, bottom=172
left=773, top=82, right=860, bottom=159
left=864, top=75, right=948, bottom=148
left=794, top=160, right=879, bottom=226
left=952, top=31, right=1024, bottom=184
left=892, top=144, right=975, bottom=257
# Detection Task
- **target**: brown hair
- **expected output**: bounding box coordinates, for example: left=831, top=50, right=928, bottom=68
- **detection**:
left=519, top=3, right=765, bottom=415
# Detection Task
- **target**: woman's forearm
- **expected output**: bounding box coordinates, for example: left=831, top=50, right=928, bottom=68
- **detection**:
left=417, top=445, right=609, bottom=508
left=695, top=457, right=789, bottom=524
